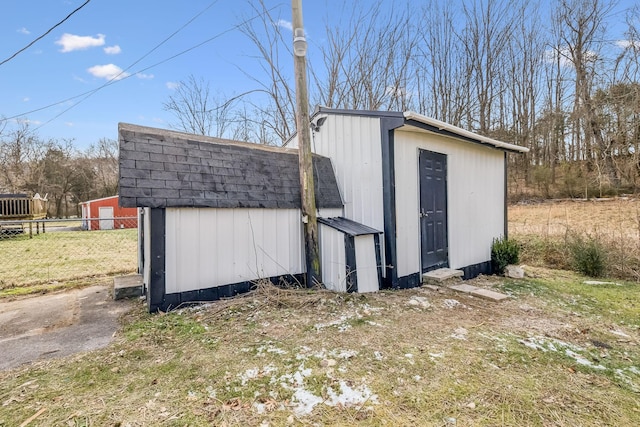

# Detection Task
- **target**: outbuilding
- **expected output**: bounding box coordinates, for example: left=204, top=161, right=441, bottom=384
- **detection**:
left=118, top=109, right=527, bottom=312
left=118, top=123, right=343, bottom=312
left=299, top=108, right=528, bottom=289
left=79, top=195, right=138, bottom=231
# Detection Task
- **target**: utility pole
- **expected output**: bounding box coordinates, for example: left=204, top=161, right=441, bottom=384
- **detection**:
left=291, top=0, right=321, bottom=287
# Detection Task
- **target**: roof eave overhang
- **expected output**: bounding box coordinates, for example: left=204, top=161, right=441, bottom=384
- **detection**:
left=402, top=111, right=529, bottom=154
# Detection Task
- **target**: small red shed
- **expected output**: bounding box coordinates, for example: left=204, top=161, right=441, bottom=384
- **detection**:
left=80, top=195, right=138, bottom=231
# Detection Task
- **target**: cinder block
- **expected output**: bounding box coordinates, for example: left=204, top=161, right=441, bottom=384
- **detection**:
left=114, top=274, right=143, bottom=300
left=422, top=268, right=464, bottom=284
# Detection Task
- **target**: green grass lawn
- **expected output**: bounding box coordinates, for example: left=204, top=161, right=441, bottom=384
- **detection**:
left=0, top=268, right=638, bottom=426
left=0, top=228, right=137, bottom=292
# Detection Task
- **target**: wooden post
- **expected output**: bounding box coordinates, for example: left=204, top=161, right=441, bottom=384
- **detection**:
left=292, top=0, right=321, bottom=288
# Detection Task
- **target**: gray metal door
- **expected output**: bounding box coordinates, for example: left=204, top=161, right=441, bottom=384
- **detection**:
left=419, top=150, right=448, bottom=271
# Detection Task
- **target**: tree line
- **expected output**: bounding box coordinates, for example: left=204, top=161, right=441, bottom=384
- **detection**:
left=2, top=0, right=638, bottom=207
left=165, top=0, right=640, bottom=198
left=0, top=122, right=117, bottom=218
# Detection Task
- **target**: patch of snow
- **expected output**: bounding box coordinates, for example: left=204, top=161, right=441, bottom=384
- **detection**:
left=583, top=280, right=621, bottom=286
left=564, top=349, right=605, bottom=369
left=205, top=386, right=216, bottom=398
left=614, top=369, right=640, bottom=393
left=405, top=353, right=413, bottom=358
left=325, top=381, right=378, bottom=407
left=337, top=324, right=352, bottom=332
left=451, top=327, right=468, bottom=340
left=610, top=329, right=631, bottom=338
left=519, top=336, right=608, bottom=370
left=374, top=351, right=383, bottom=361
left=291, top=388, right=323, bottom=415
left=256, top=344, right=287, bottom=356
left=331, top=349, right=358, bottom=359
left=239, top=365, right=278, bottom=386
left=407, top=296, right=431, bottom=309
left=429, top=352, right=444, bottom=359
left=413, top=375, right=422, bottom=381
left=443, top=299, right=464, bottom=309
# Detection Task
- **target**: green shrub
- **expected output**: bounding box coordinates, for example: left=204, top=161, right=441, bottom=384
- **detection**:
left=568, top=234, right=607, bottom=277
left=491, top=236, right=520, bottom=275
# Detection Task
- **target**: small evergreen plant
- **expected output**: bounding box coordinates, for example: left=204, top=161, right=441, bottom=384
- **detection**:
left=569, top=234, right=606, bottom=277
left=491, top=236, right=520, bottom=275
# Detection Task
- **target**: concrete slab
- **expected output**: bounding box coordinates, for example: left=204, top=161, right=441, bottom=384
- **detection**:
left=423, top=284, right=442, bottom=292
left=0, top=286, right=133, bottom=371
left=448, top=284, right=478, bottom=294
left=470, top=288, right=510, bottom=301
left=422, top=268, right=464, bottom=283
left=114, top=274, right=143, bottom=300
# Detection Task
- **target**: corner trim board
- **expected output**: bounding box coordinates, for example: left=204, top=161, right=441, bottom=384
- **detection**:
left=148, top=208, right=166, bottom=312
left=504, top=152, right=508, bottom=239
left=379, top=116, right=405, bottom=289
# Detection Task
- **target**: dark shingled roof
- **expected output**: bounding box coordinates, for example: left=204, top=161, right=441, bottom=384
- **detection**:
left=118, top=123, right=343, bottom=209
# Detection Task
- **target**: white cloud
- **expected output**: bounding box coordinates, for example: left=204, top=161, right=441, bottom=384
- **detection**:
left=64, top=122, right=74, bottom=127
left=616, top=40, right=640, bottom=49
left=56, top=33, right=105, bottom=52
left=544, top=47, right=597, bottom=68
left=15, top=118, right=42, bottom=126
left=136, top=73, right=154, bottom=79
left=104, top=45, right=121, bottom=55
left=276, top=19, right=293, bottom=32
left=87, top=64, right=129, bottom=81
left=23, top=97, right=30, bottom=102
left=17, top=27, right=30, bottom=35
left=166, top=81, right=180, bottom=90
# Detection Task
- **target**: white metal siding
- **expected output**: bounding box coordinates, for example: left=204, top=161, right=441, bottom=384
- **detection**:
left=319, top=224, right=347, bottom=292
left=165, top=208, right=304, bottom=293
left=354, top=235, right=379, bottom=293
left=312, top=115, right=384, bottom=231
left=394, top=129, right=505, bottom=276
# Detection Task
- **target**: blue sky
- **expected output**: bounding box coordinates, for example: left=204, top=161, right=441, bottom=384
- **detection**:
left=1, top=0, right=636, bottom=150
left=0, top=0, right=330, bottom=148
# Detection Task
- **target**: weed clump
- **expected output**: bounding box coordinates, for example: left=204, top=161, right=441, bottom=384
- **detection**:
left=491, top=236, right=520, bottom=275
left=568, top=233, right=607, bottom=277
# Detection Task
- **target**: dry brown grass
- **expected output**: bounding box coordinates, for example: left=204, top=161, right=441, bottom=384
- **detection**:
left=509, top=198, right=640, bottom=280
left=509, top=198, right=640, bottom=239
left=1, top=272, right=639, bottom=426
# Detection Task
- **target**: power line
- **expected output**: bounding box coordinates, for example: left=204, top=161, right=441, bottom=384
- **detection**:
left=5, top=4, right=279, bottom=134
left=0, top=0, right=92, bottom=67
left=31, top=0, right=221, bottom=131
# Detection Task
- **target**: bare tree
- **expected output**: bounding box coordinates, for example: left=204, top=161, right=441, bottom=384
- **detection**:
left=313, top=2, right=417, bottom=111
left=555, top=0, right=620, bottom=187
left=163, top=75, right=242, bottom=138
left=237, top=0, right=296, bottom=144
left=415, top=1, right=471, bottom=126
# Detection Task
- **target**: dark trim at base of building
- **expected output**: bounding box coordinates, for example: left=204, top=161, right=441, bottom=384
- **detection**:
left=150, top=274, right=305, bottom=312
left=460, top=260, right=493, bottom=279
left=394, top=260, right=494, bottom=290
